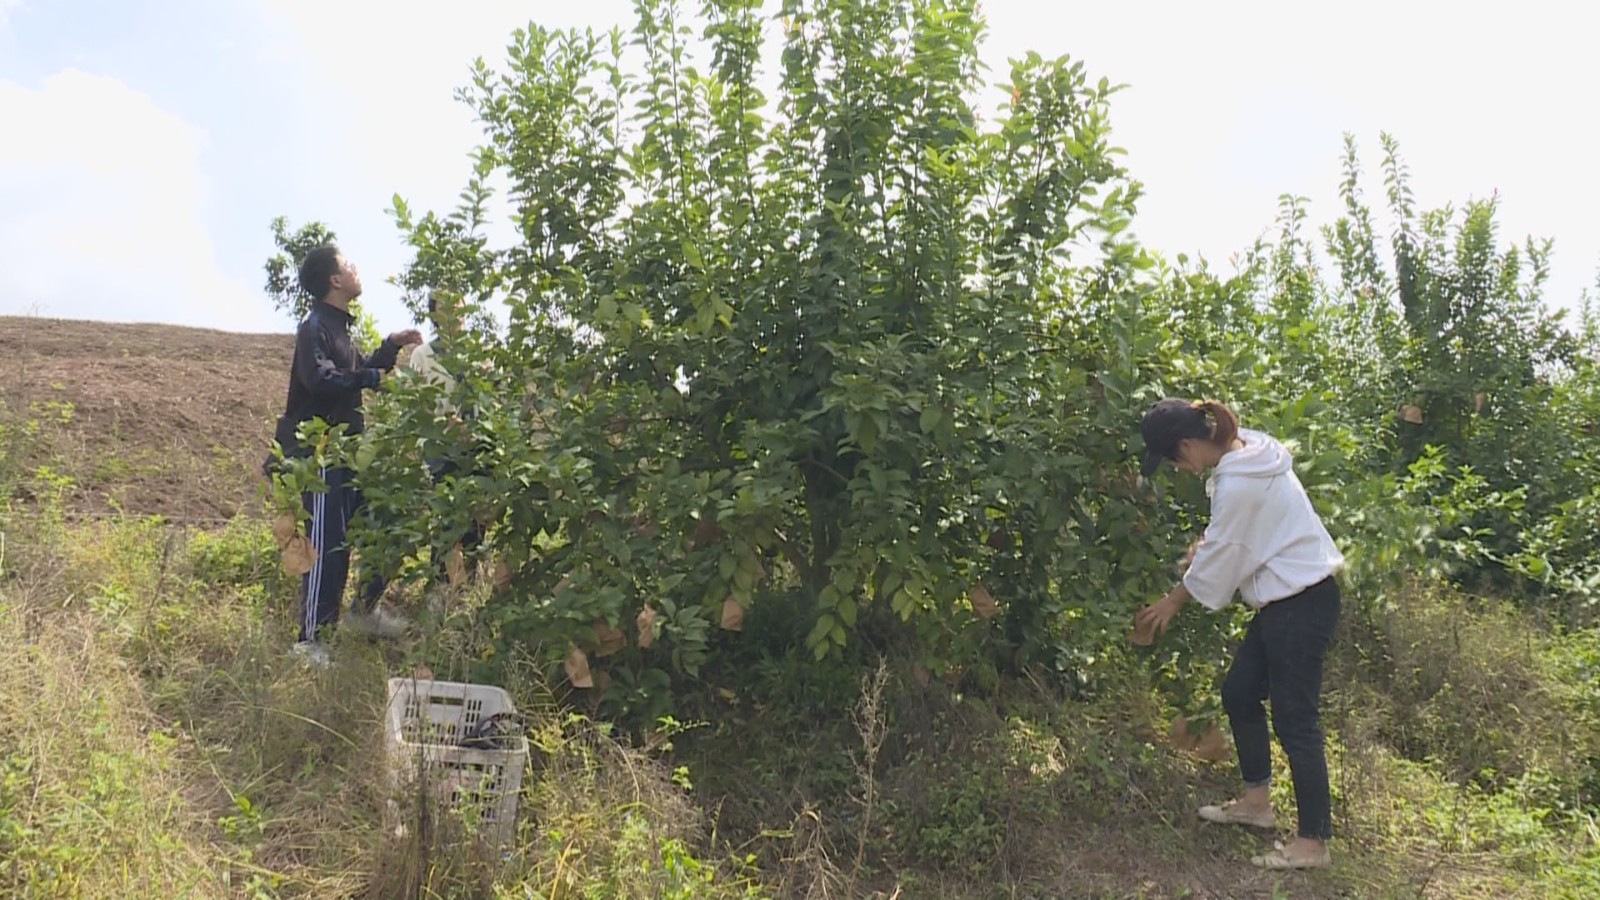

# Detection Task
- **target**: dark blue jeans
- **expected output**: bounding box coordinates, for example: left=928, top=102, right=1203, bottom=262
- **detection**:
left=1221, top=576, right=1341, bottom=840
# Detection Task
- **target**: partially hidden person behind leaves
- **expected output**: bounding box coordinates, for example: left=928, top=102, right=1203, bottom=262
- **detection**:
left=398, top=290, right=491, bottom=610
left=270, top=244, right=423, bottom=666
left=1134, top=398, right=1345, bottom=870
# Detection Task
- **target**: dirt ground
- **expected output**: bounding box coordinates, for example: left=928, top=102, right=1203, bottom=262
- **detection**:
left=0, top=316, right=294, bottom=520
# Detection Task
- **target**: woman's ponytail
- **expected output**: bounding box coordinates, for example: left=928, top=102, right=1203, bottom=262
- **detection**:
left=1192, top=400, right=1239, bottom=449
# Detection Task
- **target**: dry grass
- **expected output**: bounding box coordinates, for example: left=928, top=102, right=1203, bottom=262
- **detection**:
left=4, top=508, right=1599, bottom=899
left=0, top=502, right=772, bottom=899
left=0, top=589, right=225, bottom=897
left=683, top=635, right=1600, bottom=900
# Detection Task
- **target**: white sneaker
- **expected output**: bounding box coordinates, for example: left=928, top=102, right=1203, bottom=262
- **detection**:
left=290, top=641, right=332, bottom=667
left=345, top=607, right=411, bottom=639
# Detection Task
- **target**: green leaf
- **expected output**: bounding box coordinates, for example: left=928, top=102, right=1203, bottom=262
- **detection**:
left=855, top=416, right=879, bottom=454
left=682, top=240, right=705, bottom=271
left=838, top=595, right=858, bottom=627
left=807, top=613, right=836, bottom=647
left=919, top=405, right=942, bottom=433
left=894, top=587, right=916, bottom=621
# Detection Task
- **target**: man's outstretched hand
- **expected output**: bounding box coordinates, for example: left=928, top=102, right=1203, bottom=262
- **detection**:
left=388, top=329, right=425, bottom=347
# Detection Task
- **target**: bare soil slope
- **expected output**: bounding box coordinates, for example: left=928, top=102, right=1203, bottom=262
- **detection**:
left=1, top=316, right=293, bottom=520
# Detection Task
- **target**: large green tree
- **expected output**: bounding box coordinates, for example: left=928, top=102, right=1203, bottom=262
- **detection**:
left=329, top=2, right=1600, bottom=727
left=351, top=0, right=1208, bottom=722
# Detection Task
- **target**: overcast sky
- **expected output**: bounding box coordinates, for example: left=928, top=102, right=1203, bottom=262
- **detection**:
left=1, top=0, right=1596, bottom=334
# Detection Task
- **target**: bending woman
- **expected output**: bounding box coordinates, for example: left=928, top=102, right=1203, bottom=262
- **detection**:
left=1134, top=398, right=1345, bottom=870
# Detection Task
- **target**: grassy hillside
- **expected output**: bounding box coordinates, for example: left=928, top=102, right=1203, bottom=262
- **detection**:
left=1, top=317, right=1598, bottom=898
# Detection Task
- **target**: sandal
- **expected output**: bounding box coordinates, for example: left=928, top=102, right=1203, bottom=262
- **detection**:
left=1251, top=840, right=1331, bottom=870
left=1197, top=801, right=1275, bottom=829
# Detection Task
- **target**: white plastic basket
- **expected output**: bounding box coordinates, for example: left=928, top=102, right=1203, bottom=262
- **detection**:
left=383, top=677, right=528, bottom=847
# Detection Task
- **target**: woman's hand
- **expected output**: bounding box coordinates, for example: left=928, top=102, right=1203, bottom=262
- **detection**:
left=1136, top=594, right=1182, bottom=637
left=1136, top=580, right=1193, bottom=642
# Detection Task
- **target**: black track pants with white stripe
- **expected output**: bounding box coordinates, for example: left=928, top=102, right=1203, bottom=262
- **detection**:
left=298, top=466, right=386, bottom=642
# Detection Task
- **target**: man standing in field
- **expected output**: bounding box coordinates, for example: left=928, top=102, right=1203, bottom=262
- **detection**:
left=271, top=244, right=422, bottom=664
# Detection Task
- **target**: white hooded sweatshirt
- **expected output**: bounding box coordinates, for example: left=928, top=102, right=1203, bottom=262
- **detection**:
left=1181, top=429, right=1345, bottom=611
left=403, top=339, right=459, bottom=419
